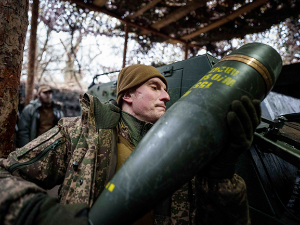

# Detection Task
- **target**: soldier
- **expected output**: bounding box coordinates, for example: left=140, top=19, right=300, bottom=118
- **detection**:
left=0, top=64, right=261, bottom=225
left=17, top=85, right=64, bottom=147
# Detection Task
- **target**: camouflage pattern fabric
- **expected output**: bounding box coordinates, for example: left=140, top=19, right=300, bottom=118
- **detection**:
left=0, top=169, right=45, bottom=225
left=153, top=175, right=249, bottom=225
left=195, top=174, right=250, bottom=225
left=0, top=93, right=249, bottom=224
left=169, top=182, right=191, bottom=224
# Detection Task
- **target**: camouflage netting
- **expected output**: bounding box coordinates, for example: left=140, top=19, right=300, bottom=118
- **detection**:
left=105, top=0, right=300, bottom=52
left=39, top=0, right=300, bottom=56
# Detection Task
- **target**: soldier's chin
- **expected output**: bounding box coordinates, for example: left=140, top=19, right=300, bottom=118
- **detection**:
left=157, top=112, right=165, bottom=120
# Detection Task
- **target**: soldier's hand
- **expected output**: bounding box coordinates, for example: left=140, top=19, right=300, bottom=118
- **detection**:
left=14, top=194, right=90, bottom=225
left=204, top=95, right=261, bottom=179
left=226, top=95, right=261, bottom=155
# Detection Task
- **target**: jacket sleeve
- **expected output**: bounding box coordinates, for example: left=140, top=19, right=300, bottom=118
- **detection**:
left=0, top=169, right=89, bottom=225
left=0, top=168, right=45, bottom=225
left=194, top=174, right=250, bottom=225
left=17, top=106, right=33, bottom=147
left=0, top=118, right=74, bottom=224
left=2, top=120, right=72, bottom=189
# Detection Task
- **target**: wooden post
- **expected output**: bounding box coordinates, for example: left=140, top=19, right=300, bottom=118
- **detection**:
left=185, top=43, right=189, bottom=60
left=25, top=0, right=39, bottom=105
left=122, top=23, right=129, bottom=68
left=0, top=0, right=29, bottom=157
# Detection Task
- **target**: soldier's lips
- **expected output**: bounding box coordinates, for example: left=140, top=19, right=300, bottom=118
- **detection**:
left=156, top=105, right=166, bottom=109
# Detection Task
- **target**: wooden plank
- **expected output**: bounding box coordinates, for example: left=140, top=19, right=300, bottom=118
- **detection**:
left=185, top=43, right=189, bottom=59
left=180, top=0, right=270, bottom=40
left=141, top=1, right=205, bottom=35
left=68, top=0, right=202, bottom=48
left=128, top=0, right=162, bottom=19
left=93, top=0, right=108, bottom=7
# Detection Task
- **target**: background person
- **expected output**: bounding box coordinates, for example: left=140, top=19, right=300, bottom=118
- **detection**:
left=17, top=85, right=64, bottom=147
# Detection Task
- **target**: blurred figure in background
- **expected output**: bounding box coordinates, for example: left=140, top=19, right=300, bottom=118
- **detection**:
left=17, top=85, right=64, bottom=147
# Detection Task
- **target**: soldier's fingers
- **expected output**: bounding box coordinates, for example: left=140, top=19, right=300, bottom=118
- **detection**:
left=231, top=99, right=253, bottom=139
left=240, top=96, right=260, bottom=131
left=227, top=111, right=247, bottom=140
left=252, top=99, right=262, bottom=125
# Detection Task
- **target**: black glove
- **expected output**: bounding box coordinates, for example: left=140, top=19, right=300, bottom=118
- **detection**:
left=14, top=193, right=90, bottom=225
left=204, top=95, right=261, bottom=179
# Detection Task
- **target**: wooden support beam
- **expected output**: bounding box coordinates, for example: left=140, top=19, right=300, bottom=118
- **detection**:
left=93, top=0, right=109, bottom=7
left=180, top=0, right=270, bottom=40
left=123, top=24, right=129, bottom=68
left=68, top=0, right=202, bottom=49
left=185, top=43, right=189, bottom=60
left=140, top=1, right=205, bottom=35
left=128, top=0, right=162, bottom=19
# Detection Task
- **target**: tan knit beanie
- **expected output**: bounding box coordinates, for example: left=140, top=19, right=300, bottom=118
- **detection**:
left=116, top=64, right=168, bottom=105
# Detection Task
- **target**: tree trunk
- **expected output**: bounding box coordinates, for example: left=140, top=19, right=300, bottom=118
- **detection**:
left=61, top=34, right=83, bottom=88
left=25, top=0, right=39, bottom=105
left=0, top=0, right=29, bottom=157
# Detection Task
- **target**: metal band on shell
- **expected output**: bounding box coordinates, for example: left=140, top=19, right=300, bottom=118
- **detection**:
left=218, top=54, right=273, bottom=92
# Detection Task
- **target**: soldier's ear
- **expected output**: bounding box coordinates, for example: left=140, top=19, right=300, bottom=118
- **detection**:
left=122, top=91, right=133, bottom=104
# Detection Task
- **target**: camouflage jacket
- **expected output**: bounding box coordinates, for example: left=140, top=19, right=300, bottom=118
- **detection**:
left=0, top=93, right=249, bottom=225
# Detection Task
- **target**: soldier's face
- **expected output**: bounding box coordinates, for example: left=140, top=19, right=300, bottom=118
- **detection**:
left=125, top=77, right=170, bottom=123
left=39, top=91, right=52, bottom=105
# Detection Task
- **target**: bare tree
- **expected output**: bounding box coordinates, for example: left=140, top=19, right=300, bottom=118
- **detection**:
left=60, top=33, right=83, bottom=89
left=0, top=0, right=29, bottom=157
left=25, top=0, right=39, bottom=105
left=38, top=27, right=52, bottom=82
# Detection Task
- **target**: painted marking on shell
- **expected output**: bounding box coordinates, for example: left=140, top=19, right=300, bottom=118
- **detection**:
left=182, top=66, right=239, bottom=98
left=108, top=183, right=115, bottom=192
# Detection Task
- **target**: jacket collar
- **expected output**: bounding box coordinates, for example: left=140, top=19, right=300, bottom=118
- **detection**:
left=79, top=93, right=121, bottom=129
left=120, top=111, right=153, bottom=147
left=78, top=93, right=153, bottom=145
left=29, top=98, right=42, bottom=109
